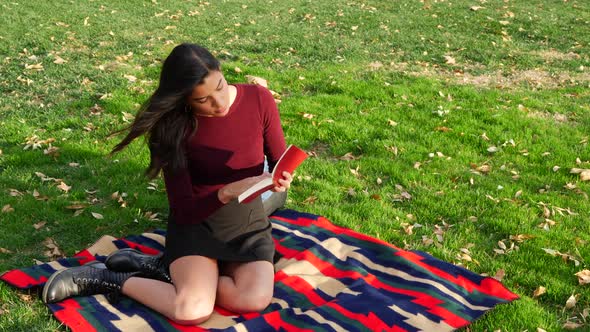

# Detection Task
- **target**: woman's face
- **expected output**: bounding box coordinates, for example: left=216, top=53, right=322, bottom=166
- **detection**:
left=187, top=70, right=231, bottom=117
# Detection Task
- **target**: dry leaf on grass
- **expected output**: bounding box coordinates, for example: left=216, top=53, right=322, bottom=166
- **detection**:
left=33, top=221, right=47, bottom=230
left=565, top=294, right=577, bottom=309
left=57, top=181, right=71, bottom=193
left=2, top=204, right=14, bottom=213
left=562, top=321, right=583, bottom=330
left=575, top=270, right=590, bottom=285
left=43, top=238, right=64, bottom=259
left=533, top=286, right=546, bottom=298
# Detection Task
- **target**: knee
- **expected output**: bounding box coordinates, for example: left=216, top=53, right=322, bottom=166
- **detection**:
left=171, top=295, right=214, bottom=325
left=237, top=290, right=273, bottom=313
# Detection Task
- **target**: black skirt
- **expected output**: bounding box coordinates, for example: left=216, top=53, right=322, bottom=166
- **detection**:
left=162, top=197, right=275, bottom=267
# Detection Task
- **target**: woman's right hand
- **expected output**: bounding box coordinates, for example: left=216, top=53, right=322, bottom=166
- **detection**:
left=217, top=173, right=272, bottom=204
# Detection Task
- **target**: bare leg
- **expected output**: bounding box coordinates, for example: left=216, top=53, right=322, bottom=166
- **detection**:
left=122, top=255, right=218, bottom=325
left=216, top=261, right=274, bottom=313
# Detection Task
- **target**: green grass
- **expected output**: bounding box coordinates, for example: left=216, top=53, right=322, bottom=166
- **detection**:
left=1, top=0, right=589, bottom=331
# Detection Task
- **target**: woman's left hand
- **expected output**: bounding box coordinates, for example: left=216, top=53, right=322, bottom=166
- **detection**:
left=272, top=171, right=293, bottom=192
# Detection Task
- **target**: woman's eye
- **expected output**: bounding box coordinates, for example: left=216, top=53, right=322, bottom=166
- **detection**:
left=196, top=98, right=207, bottom=104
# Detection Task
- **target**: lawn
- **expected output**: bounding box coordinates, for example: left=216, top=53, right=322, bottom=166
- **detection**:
left=1, top=0, right=589, bottom=331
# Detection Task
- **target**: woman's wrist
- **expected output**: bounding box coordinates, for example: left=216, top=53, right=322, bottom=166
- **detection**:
left=218, top=187, right=230, bottom=204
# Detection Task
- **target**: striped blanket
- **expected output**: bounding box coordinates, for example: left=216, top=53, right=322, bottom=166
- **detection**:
left=1, top=209, right=518, bottom=331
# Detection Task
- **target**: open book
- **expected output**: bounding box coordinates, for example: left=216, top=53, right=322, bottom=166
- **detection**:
left=238, top=145, right=308, bottom=204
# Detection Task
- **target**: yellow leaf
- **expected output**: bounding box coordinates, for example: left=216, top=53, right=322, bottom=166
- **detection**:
left=443, top=55, right=456, bottom=65
left=25, top=63, right=44, bottom=71
left=57, top=182, right=71, bottom=193
left=575, top=269, right=590, bottom=285
left=245, top=75, right=268, bottom=87
left=565, top=294, right=576, bottom=309
left=123, top=74, right=137, bottom=82
left=33, top=221, right=47, bottom=230
left=533, top=286, right=546, bottom=297
left=65, top=204, right=87, bottom=210
left=53, top=56, right=67, bottom=64
left=2, top=204, right=14, bottom=213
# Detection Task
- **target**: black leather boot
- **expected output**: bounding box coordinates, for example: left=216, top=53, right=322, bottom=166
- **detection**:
left=42, top=261, right=138, bottom=304
left=105, top=248, right=171, bottom=283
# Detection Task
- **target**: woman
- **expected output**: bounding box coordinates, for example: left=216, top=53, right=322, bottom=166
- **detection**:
left=42, top=43, right=293, bottom=325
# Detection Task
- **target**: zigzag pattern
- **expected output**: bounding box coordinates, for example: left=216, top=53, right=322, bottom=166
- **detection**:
left=1, top=209, right=517, bottom=331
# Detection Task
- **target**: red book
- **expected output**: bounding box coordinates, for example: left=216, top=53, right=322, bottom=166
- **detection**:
left=238, top=145, right=308, bottom=204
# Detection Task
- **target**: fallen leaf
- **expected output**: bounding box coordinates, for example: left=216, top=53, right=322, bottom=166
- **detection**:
left=57, top=181, right=71, bottom=193
left=565, top=294, right=577, bottom=309
left=339, top=152, right=359, bottom=161
left=25, top=63, right=44, bottom=71
left=123, top=74, right=137, bottom=82
left=470, top=6, right=485, bottom=11
left=65, top=203, right=87, bottom=210
left=245, top=75, right=268, bottom=87
left=33, top=221, right=47, bottom=230
left=443, top=55, right=456, bottom=65
left=575, top=270, right=590, bottom=285
left=302, top=196, right=317, bottom=204
left=581, top=170, right=590, bottom=181
left=2, top=204, right=14, bottom=213
left=562, top=322, right=583, bottom=330
left=533, top=286, right=546, bottom=298
left=91, top=212, right=104, bottom=219
left=43, top=237, right=64, bottom=259
left=368, top=61, right=383, bottom=70
left=0, top=247, right=13, bottom=253
left=509, top=234, right=535, bottom=242
left=53, top=56, right=67, bottom=64
left=570, top=168, right=586, bottom=174
left=494, top=269, right=505, bottom=281
left=435, top=126, right=452, bottom=132
left=9, top=189, right=23, bottom=197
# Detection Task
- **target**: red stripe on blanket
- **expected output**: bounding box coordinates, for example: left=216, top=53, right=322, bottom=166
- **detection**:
left=274, top=241, right=469, bottom=328
left=73, top=250, right=98, bottom=265
left=274, top=272, right=329, bottom=306
left=0, top=270, right=48, bottom=288
left=262, top=311, right=316, bottom=331
left=325, top=302, right=400, bottom=331
left=166, top=320, right=208, bottom=331
left=275, top=215, right=518, bottom=302
left=395, top=250, right=519, bottom=301
left=53, top=299, right=98, bottom=332
left=119, top=239, right=162, bottom=255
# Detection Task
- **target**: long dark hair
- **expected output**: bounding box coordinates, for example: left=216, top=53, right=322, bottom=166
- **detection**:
left=111, top=43, right=220, bottom=178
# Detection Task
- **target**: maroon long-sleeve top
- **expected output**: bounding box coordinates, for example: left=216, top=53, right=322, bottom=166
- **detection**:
left=163, top=84, right=287, bottom=225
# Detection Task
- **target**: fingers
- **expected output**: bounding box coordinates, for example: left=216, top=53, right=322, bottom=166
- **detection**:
left=274, top=171, right=292, bottom=191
